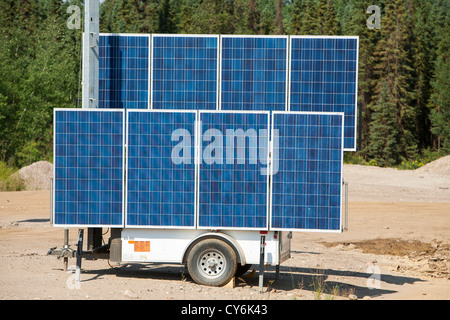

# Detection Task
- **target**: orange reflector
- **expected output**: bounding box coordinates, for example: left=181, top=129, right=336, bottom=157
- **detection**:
left=134, top=241, right=150, bottom=252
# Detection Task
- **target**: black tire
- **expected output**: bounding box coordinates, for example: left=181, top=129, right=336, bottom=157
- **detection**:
left=187, top=238, right=237, bottom=287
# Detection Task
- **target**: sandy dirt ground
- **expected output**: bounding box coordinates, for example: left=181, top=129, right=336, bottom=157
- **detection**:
left=0, top=159, right=449, bottom=300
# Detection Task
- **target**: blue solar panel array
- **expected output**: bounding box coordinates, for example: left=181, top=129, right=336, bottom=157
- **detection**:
left=55, top=34, right=357, bottom=231
left=220, top=36, right=288, bottom=112
left=99, top=34, right=150, bottom=109
left=97, top=34, right=358, bottom=150
left=126, top=110, right=196, bottom=228
left=53, top=109, right=124, bottom=227
left=271, top=112, right=343, bottom=231
left=289, top=36, right=358, bottom=150
left=198, top=111, right=270, bottom=230
left=53, top=109, right=344, bottom=231
left=152, top=35, right=219, bottom=110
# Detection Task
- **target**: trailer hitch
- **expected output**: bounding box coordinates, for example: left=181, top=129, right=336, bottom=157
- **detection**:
left=47, top=246, right=77, bottom=259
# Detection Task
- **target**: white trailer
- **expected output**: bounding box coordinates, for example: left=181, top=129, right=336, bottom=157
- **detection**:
left=48, top=0, right=352, bottom=292
left=49, top=226, right=291, bottom=288
left=118, top=229, right=291, bottom=286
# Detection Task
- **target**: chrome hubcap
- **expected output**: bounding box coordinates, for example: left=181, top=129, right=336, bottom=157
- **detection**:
left=198, top=250, right=226, bottom=279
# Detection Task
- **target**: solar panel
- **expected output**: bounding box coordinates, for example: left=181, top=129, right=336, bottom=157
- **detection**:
left=270, top=112, right=343, bottom=232
left=289, top=36, right=358, bottom=150
left=197, top=111, right=270, bottom=230
left=99, top=34, right=150, bottom=109
left=151, top=34, right=219, bottom=110
left=220, top=35, right=288, bottom=111
left=53, top=109, right=125, bottom=227
left=63, top=33, right=359, bottom=233
left=126, top=110, right=197, bottom=228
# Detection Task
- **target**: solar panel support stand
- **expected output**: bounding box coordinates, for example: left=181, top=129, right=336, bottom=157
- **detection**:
left=86, top=228, right=103, bottom=260
left=63, top=228, right=69, bottom=272
left=258, top=235, right=265, bottom=293
left=344, top=181, right=349, bottom=231
left=81, top=0, right=99, bottom=109
left=75, top=229, right=84, bottom=283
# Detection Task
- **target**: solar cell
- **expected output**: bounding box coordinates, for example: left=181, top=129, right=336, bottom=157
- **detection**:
left=270, top=112, right=344, bottom=232
left=289, top=36, right=358, bottom=150
left=220, top=35, right=288, bottom=112
left=53, top=109, right=125, bottom=227
left=197, top=111, right=270, bottom=230
left=99, top=34, right=150, bottom=109
left=126, top=110, right=197, bottom=228
left=152, top=34, right=219, bottom=110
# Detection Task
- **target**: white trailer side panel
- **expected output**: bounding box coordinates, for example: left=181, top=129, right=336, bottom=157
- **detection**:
left=121, top=229, right=281, bottom=265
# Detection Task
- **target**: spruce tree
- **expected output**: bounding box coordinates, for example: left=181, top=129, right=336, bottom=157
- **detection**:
left=429, top=18, right=450, bottom=152
left=299, top=0, right=319, bottom=35
left=100, top=0, right=122, bottom=33
left=317, top=0, right=338, bottom=35
left=178, top=0, right=199, bottom=33
left=367, top=82, right=400, bottom=166
left=371, top=0, right=416, bottom=162
left=345, top=0, right=380, bottom=154
left=336, top=0, right=351, bottom=35
left=411, top=0, right=434, bottom=151
left=289, top=0, right=303, bottom=34
left=158, top=0, right=177, bottom=33
left=324, top=0, right=338, bottom=35
left=141, top=0, right=159, bottom=33
left=15, top=0, right=79, bottom=166
left=247, top=0, right=262, bottom=35
left=259, top=0, right=276, bottom=34
left=274, top=0, right=284, bottom=35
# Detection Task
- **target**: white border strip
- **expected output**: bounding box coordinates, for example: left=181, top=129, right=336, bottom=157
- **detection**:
left=150, top=34, right=154, bottom=109
left=354, top=36, right=360, bottom=151
left=99, top=33, right=150, bottom=37
left=289, top=35, right=360, bottom=40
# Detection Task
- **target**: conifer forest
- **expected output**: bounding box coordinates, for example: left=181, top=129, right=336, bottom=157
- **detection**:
left=0, top=0, right=448, bottom=171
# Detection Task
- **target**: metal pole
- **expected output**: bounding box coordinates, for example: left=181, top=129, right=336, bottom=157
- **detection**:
left=75, top=229, right=84, bottom=282
left=63, top=228, right=69, bottom=272
left=82, top=0, right=99, bottom=109
left=258, top=235, right=266, bottom=293
left=358, top=102, right=362, bottom=151
left=345, top=182, right=349, bottom=231
left=50, top=178, right=53, bottom=224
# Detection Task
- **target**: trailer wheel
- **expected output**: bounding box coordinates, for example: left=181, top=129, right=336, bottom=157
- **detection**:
left=187, top=239, right=237, bottom=287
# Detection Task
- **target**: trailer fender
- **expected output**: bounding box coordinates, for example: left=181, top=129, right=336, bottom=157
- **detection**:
left=182, top=232, right=246, bottom=266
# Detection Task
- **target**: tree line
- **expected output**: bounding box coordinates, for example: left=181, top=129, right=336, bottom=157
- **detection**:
left=0, top=0, right=448, bottom=169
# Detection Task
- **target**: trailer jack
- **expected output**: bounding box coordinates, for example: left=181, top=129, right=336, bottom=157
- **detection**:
left=47, top=228, right=112, bottom=279
left=47, top=228, right=76, bottom=271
